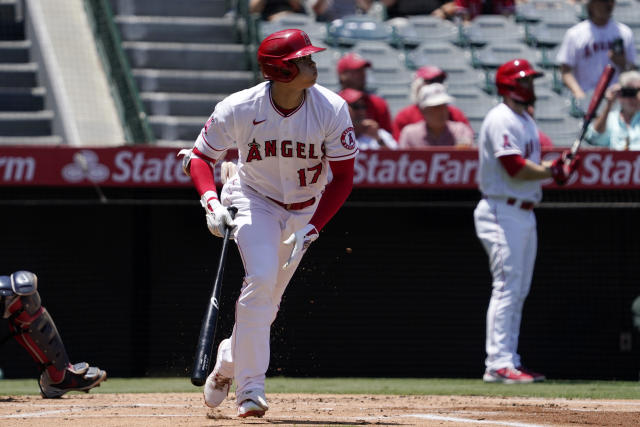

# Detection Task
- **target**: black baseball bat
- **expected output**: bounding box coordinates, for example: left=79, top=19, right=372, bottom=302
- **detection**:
left=191, top=206, right=238, bottom=386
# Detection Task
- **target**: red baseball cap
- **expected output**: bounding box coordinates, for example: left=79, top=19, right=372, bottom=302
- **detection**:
left=415, top=66, right=447, bottom=82
left=337, top=53, right=371, bottom=73
left=338, top=88, right=365, bottom=104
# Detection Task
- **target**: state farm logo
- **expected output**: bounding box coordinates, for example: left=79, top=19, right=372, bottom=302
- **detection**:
left=62, top=149, right=191, bottom=185
left=62, top=150, right=109, bottom=183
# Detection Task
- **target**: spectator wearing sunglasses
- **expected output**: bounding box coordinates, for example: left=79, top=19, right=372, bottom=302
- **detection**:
left=585, top=70, right=640, bottom=150
left=339, top=88, right=398, bottom=150
left=392, top=66, right=470, bottom=140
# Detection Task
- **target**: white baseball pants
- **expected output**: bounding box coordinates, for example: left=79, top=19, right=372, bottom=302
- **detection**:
left=473, top=198, right=537, bottom=371
left=214, top=176, right=318, bottom=398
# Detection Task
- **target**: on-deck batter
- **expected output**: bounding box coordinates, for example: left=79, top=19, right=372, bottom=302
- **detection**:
left=474, top=59, right=580, bottom=384
left=180, top=29, right=357, bottom=417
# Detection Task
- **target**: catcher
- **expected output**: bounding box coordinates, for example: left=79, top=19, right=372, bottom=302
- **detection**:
left=1, top=270, right=107, bottom=397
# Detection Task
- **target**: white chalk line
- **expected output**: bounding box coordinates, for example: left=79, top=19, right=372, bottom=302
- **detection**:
left=406, top=414, right=547, bottom=427
left=5, top=403, right=191, bottom=408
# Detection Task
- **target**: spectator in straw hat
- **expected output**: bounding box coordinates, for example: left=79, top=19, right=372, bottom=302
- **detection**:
left=398, top=83, right=474, bottom=148
left=392, top=66, right=469, bottom=140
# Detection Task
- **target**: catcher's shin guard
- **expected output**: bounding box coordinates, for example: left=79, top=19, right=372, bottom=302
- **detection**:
left=1, top=271, right=70, bottom=371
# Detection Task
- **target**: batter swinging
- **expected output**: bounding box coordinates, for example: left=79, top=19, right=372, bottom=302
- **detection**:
left=180, top=29, right=357, bottom=417
left=474, top=59, right=580, bottom=384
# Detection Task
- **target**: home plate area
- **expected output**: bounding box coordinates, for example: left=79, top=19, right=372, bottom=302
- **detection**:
left=0, top=393, right=639, bottom=426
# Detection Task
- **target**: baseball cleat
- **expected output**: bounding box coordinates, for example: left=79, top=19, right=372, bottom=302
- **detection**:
left=203, top=339, right=233, bottom=408
left=483, top=367, right=534, bottom=384
left=236, top=389, right=268, bottom=418
left=39, top=362, right=107, bottom=398
left=517, top=366, right=546, bottom=382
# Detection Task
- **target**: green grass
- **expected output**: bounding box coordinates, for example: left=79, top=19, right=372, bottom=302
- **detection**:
left=1, top=377, right=639, bottom=399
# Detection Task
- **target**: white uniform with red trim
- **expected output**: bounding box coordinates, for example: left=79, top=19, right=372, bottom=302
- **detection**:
left=193, top=81, right=357, bottom=396
left=473, top=102, right=541, bottom=372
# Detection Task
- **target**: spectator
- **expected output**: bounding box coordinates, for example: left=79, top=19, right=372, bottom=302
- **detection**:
left=455, top=0, right=515, bottom=21
left=392, top=66, right=470, bottom=140
left=339, top=88, right=398, bottom=149
left=337, top=52, right=393, bottom=133
left=585, top=70, right=640, bottom=149
left=556, top=0, right=636, bottom=100
left=398, top=83, right=474, bottom=147
left=381, top=0, right=457, bottom=19
left=249, top=0, right=306, bottom=21
left=310, top=0, right=373, bottom=21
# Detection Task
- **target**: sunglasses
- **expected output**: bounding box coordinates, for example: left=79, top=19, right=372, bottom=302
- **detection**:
left=620, top=87, right=640, bottom=98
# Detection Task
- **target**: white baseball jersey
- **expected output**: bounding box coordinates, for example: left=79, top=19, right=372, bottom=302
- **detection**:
left=556, top=19, right=636, bottom=92
left=194, top=81, right=358, bottom=204
left=477, top=103, right=542, bottom=203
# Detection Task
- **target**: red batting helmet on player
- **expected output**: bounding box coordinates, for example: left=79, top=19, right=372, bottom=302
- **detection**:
left=257, top=29, right=326, bottom=83
left=495, top=59, right=543, bottom=104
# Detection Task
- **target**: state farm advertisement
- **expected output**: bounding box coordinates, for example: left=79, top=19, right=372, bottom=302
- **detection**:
left=1, top=145, right=640, bottom=189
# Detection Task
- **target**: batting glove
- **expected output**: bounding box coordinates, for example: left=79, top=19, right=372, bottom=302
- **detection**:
left=201, top=191, right=236, bottom=238
left=550, top=151, right=581, bottom=186
left=282, top=224, right=319, bottom=270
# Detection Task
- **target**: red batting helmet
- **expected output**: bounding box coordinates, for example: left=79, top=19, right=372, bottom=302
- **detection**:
left=257, top=29, right=325, bottom=83
left=495, top=59, right=543, bottom=104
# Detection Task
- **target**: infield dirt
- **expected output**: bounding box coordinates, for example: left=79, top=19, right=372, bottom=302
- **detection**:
left=1, top=393, right=639, bottom=426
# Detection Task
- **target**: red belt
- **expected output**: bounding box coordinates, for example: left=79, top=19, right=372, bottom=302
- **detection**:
left=267, top=196, right=316, bottom=210
left=506, top=198, right=535, bottom=210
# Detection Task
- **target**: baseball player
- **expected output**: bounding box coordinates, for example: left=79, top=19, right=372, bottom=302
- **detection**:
left=474, top=59, right=580, bottom=384
left=179, top=29, right=357, bottom=417
left=1, top=271, right=107, bottom=397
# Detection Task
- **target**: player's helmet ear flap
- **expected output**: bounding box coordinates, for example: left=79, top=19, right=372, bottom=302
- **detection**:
left=495, top=58, right=543, bottom=104
left=257, top=29, right=326, bottom=83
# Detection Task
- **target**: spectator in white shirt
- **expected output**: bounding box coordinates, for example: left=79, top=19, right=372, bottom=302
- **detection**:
left=556, top=0, right=636, bottom=100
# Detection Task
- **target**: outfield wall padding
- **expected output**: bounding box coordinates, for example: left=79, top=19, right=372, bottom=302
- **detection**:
left=0, top=188, right=638, bottom=381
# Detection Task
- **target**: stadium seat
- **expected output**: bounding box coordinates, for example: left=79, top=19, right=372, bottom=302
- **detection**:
left=258, top=15, right=326, bottom=42
left=111, top=0, right=252, bottom=143
left=526, top=20, right=576, bottom=48
left=535, top=114, right=582, bottom=147
left=613, top=0, right=640, bottom=25
left=533, top=88, right=572, bottom=116
left=463, top=15, right=525, bottom=47
left=441, top=67, right=486, bottom=91
left=315, top=66, right=339, bottom=87
left=326, top=15, right=393, bottom=46
left=313, top=45, right=341, bottom=69
left=406, top=42, right=471, bottom=70
left=388, top=16, right=460, bottom=48
left=1, top=0, right=61, bottom=144
left=473, top=42, right=540, bottom=69
left=448, top=87, right=499, bottom=133
left=516, top=0, right=580, bottom=24
left=536, top=44, right=562, bottom=69
left=368, top=67, right=413, bottom=91
left=377, top=86, right=412, bottom=117
left=352, top=41, right=406, bottom=71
